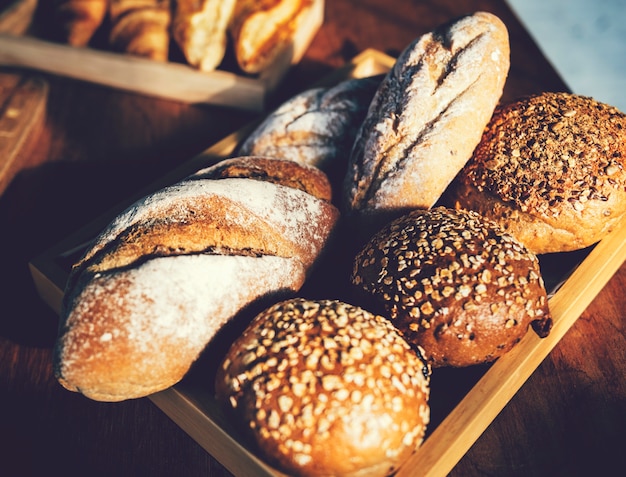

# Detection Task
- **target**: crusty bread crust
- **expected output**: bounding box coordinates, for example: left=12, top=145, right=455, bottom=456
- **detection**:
left=54, top=157, right=339, bottom=401
left=446, top=92, right=626, bottom=254
left=52, top=0, right=108, bottom=46
left=343, top=11, right=510, bottom=232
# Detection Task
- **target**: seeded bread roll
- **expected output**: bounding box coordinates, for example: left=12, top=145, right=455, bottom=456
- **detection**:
left=343, top=12, right=510, bottom=236
left=351, top=207, right=552, bottom=368
left=54, top=157, right=339, bottom=402
left=238, top=76, right=382, bottom=188
left=445, top=92, right=626, bottom=254
left=215, top=298, right=431, bottom=477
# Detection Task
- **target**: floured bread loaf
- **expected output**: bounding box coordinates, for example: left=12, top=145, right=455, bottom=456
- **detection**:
left=172, top=0, right=236, bottom=71
left=54, top=157, right=340, bottom=402
left=343, top=12, right=510, bottom=236
left=446, top=92, right=626, bottom=254
left=238, top=76, right=382, bottom=188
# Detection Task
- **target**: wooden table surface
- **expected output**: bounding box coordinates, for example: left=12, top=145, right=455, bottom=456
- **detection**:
left=1, top=1, right=625, bottom=476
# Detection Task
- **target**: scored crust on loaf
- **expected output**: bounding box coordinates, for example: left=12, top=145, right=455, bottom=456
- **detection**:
left=172, top=0, right=236, bottom=71
left=56, top=254, right=305, bottom=402
left=52, top=0, right=109, bottom=46
left=192, top=156, right=333, bottom=202
left=237, top=76, right=382, bottom=185
left=351, top=207, right=552, bottom=367
left=446, top=92, right=626, bottom=254
left=343, top=11, right=510, bottom=228
left=215, top=298, right=431, bottom=477
left=55, top=157, right=340, bottom=401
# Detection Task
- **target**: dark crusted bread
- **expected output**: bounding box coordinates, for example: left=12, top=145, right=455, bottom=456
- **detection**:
left=351, top=207, right=552, bottom=368
left=343, top=12, right=510, bottom=237
left=215, top=298, right=431, bottom=477
left=445, top=91, right=626, bottom=254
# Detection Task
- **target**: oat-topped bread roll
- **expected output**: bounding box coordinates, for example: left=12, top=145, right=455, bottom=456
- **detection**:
left=54, top=157, right=339, bottom=402
left=216, top=298, right=431, bottom=477
left=446, top=92, right=626, bottom=254
left=229, top=0, right=316, bottom=74
left=238, top=75, right=383, bottom=189
left=343, top=12, right=510, bottom=235
left=352, top=207, right=552, bottom=368
left=172, top=0, right=236, bottom=71
left=52, top=0, right=109, bottom=46
left=109, top=0, right=171, bottom=60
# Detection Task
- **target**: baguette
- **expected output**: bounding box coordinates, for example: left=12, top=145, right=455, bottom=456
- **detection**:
left=54, top=156, right=340, bottom=402
left=343, top=12, right=510, bottom=236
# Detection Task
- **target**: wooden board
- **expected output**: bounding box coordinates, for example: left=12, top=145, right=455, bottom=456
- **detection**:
left=0, top=71, right=47, bottom=196
left=0, top=0, right=324, bottom=112
left=28, top=49, right=626, bottom=477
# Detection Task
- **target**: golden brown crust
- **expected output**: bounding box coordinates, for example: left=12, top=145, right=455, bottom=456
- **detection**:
left=343, top=12, right=510, bottom=235
left=54, top=157, right=340, bottom=402
left=351, top=207, right=552, bottom=368
left=172, top=0, right=236, bottom=71
left=446, top=92, right=626, bottom=254
left=215, top=298, right=431, bottom=476
left=109, top=0, right=171, bottom=60
left=52, top=0, right=108, bottom=46
left=229, top=0, right=314, bottom=74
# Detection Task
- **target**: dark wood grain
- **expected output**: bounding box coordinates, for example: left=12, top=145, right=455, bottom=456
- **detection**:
left=1, top=1, right=624, bottom=476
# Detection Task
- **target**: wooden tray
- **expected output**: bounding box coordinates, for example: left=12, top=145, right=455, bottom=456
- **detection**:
left=29, top=49, right=626, bottom=477
left=0, top=0, right=324, bottom=112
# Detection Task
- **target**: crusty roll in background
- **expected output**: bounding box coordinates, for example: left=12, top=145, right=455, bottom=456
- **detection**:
left=172, top=0, right=236, bottom=71
left=54, top=157, right=339, bottom=402
left=445, top=91, right=626, bottom=254
left=352, top=207, right=552, bottom=368
left=229, top=0, right=315, bottom=74
left=215, top=298, right=431, bottom=477
left=109, top=0, right=171, bottom=60
left=343, top=11, right=510, bottom=236
left=52, top=0, right=109, bottom=46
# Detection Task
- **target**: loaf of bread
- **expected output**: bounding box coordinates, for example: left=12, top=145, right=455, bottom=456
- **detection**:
left=352, top=207, right=552, bottom=368
left=54, top=156, right=339, bottom=402
left=445, top=92, right=626, bottom=254
left=109, top=0, right=171, bottom=60
left=215, top=298, right=431, bottom=477
left=52, top=0, right=108, bottom=46
left=238, top=75, right=383, bottom=189
left=229, top=0, right=315, bottom=74
left=343, top=11, right=510, bottom=235
left=172, top=0, right=236, bottom=71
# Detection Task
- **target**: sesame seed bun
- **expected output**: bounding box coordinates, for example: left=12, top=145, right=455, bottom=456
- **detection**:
left=446, top=92, right=626, bottom=254
left=351, top=207, right=552, bottom=368
left=215, top=298, right=431, bottom=477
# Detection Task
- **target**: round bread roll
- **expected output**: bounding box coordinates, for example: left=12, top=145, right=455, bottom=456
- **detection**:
left=446, top=91, right=626, bottom=254
left=215, top=298, right=431, bottom=477
left=351, top=207, right=552, bottom=368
